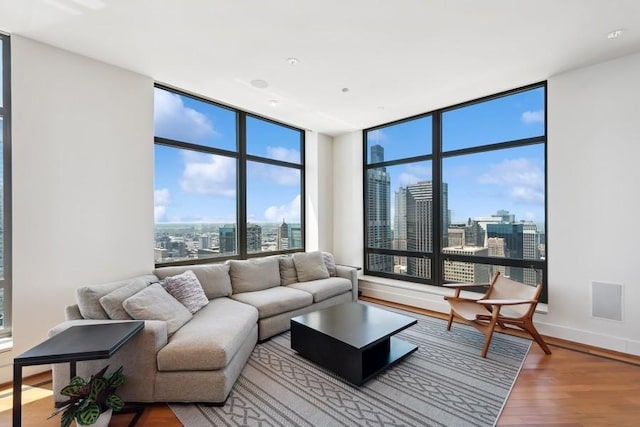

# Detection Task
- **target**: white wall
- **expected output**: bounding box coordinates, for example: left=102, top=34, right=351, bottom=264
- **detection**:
left=305, top=131, right=334, bottom=252
left=334, top=52, right=640, bottom=356
left=0, top=37, right=154, bottom=383
left=544, top=51, right=640, bottom=354
left=332, top=131, right=363, bottom=267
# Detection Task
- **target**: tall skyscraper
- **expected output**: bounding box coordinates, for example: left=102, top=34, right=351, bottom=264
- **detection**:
left=393, top=187, right=407, bottom=268
left=406, top=181, right=434, bottom=278
left=247, top=223, right=262, bottom=253
left=219, top=224, right=236, bottom=254
left=277, top=219, right=289, bottom=250
left=367, top=144, right=393, bottom=272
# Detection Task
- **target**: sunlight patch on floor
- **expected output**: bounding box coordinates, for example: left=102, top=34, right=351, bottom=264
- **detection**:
left=0, top=384, right=53, bottom=412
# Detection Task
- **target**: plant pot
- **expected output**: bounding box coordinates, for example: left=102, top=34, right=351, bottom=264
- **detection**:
left=75, top=408, right=113, bottom=427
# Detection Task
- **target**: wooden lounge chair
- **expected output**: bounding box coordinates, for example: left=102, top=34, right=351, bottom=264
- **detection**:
left=444, top=271, right=551, bottom=358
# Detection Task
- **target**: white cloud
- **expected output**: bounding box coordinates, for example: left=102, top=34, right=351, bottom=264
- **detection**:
left=180, top=152, right=236, bottom=197
left=264, top=194, right=301, bottom=222
left=267, top=146, right=300, bottom=163
left=154, top=188, right=170, bottom=222
left=478, top=158, right=544, bottom=204
left=250, top=163, right=300, bottom=186
left=521, top=109, right=544, bottom=125
left=154, top=88, right=218, bottom=143
left=398, top=164, right=431, bottom=187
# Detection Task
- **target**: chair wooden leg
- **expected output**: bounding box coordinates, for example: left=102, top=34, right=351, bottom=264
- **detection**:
left=522, top=320, right=552, bottom=354
left=481, top=307, right=501, bottom=358
left=446, top=311, right=454, bottom=331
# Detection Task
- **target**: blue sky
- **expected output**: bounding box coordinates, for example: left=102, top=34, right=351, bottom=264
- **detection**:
left=154, top=86, right=545, bottom=226
left=154, top=88, right=301, bottom=224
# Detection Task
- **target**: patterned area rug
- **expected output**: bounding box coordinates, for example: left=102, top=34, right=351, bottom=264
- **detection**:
left=170, top=306, right=530, bottom=427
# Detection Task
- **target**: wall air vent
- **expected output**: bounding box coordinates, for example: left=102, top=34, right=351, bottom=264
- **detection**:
left=591, top=281, right=623, bottom=321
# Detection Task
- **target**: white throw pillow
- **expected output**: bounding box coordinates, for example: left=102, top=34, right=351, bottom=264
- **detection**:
left=123, top=283, right=192, bottom=336
left=163, top=270, right=209, bottom=314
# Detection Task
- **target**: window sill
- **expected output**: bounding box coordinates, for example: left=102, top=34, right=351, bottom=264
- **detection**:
left=0, top=337, right=13, bottom=354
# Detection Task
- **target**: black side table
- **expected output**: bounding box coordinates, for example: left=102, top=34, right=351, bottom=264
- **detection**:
left=13, top=321, right=144, bottom=427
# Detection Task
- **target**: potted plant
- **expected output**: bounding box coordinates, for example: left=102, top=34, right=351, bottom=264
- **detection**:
left=49, top=365, right=125, bottom=427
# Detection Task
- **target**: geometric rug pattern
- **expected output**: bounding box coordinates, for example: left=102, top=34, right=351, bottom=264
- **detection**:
left=170, top=306, right=530, bottom=427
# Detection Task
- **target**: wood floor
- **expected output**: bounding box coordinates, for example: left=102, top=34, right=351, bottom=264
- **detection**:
left=2, top=301, right=640, bottom=426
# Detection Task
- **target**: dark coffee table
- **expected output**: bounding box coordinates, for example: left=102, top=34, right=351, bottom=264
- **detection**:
left=13, top=321, right=144, bottom=427
left=290, top=302, right=417, bottom=386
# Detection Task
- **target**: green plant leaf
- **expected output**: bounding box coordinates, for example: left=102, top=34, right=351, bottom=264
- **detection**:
left=76, top=403, right=101, bottom=425
left=88, top=378, right=106, bottom=401
left=106, top=394, right=124, bottom=412
left=60, top=406, right=76, bottom=427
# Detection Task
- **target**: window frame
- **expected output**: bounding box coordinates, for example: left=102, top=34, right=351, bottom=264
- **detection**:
left=154, top=84, right=305, bottom=267
left=0, top=33, right=12, bottom=337
left=363, top=82, right=547, bottom=302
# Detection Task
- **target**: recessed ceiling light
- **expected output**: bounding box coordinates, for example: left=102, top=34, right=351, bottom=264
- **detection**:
left=607, top=29, right=625, bottom=39
left=250, top=79, right=269, bottom=89
left=287, top=57, right=300, bottom=66
left=268, top=100, right=279, bottom=107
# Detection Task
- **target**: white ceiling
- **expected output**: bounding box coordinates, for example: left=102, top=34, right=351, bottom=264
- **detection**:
left=1, top=0, right=640, bottom=136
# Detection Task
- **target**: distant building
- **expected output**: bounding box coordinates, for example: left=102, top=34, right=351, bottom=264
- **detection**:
left=442, top=246, right=490, bottom=283
left=367, top=144, right=393, bottom=272
left=277, top=219, right=289, bottom=250
left=219, top=224, right=236, bottom=254
left=288, top=224, right=302, bottom=249
left=247, top=223, right=262, bottom=253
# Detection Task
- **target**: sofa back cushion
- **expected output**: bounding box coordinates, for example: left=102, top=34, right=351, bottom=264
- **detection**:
left=278, top=256, right=298, bottom=286
left=293, top=251, right=330, bottom=282
left=154, top=263, right=232, bottom=299
left=229, top=256, right=280, bottom=293
left=76, top=274, right=159, bottom=319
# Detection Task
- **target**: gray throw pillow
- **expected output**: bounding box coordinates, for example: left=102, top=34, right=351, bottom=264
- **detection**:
left=279, top=256, right=298, bottom=285
left=123, top=283, right=192, bottom=336
left=99, top=278, right=148, bottom=320
left=293, top=251, right=330, bottom=282
left=321, top=252, right=337, bottom=277
left=163, top=270, right=209, bottom=314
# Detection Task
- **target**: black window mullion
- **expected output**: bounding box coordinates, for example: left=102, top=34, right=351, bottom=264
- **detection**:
left=237, top=112, right=247, bottom=258
left=432, top=111, right=442, bottom=285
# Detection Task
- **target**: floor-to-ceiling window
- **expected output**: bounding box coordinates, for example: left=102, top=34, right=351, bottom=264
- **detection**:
left=154, top=85, right=304, bottom=266
left=364, top=83, right=547, bottom=301
left=0, top=33, right=11, bottom=336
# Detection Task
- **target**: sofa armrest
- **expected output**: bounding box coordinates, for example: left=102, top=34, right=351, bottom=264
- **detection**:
left=50, top=319, right=168, bottom=403
left=335, top=265, right=359, bottom=301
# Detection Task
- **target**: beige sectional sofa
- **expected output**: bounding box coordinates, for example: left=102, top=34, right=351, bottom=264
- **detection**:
left=50, top=252, right=357, bottom=405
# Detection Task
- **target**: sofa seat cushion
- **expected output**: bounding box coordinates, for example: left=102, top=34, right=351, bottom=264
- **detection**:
left=287, top=277, right=352, bottom=303
left=231, top=286, right=313, bottom=319
left=157, top=297, right=258, bottom=371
